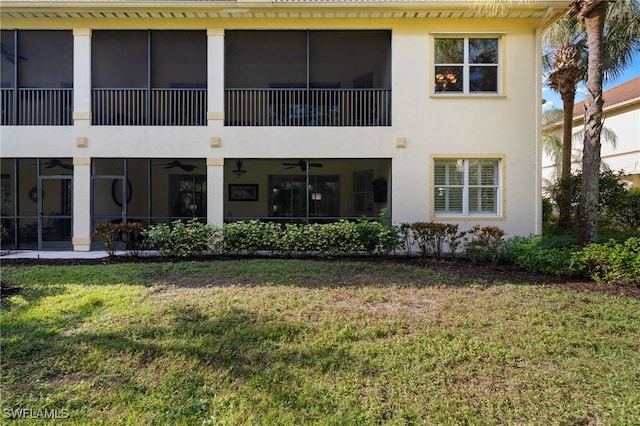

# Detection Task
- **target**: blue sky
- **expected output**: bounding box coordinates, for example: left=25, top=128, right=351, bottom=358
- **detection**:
left=542, top=50, right=640, bottom=111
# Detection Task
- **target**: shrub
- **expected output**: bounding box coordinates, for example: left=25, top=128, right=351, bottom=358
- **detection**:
left=322, top=220, right=363, bottom=254
left=222, top=220, right=280, bottom=254
left=400, top=222, right=465, bottom=259
left=465, top=225, right=507, bottom=267
left=608, top=187, right=640, bottom=230
left=549, top=170, right=628, bottom=230
left=145, top=219, right=216, bottom=257
left=571, top=237, right=640, bottom=285
left=276, top=223, right=306, bottom=254
left=143, top=223, right=171, bottom=256
left=542, top=197, right=554, bottom=225
left=122, top=222, right=145, bottom=256
left=504, top=236, right=576, bottom=276
left=354, top=219, right=401, bottom=255
left=93, top=223, right=124, bottom=257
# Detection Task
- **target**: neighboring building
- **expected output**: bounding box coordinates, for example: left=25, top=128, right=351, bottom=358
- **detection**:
left=542, top=76, right=640, bottom=189
left=0, top=0, right=569, bottom=251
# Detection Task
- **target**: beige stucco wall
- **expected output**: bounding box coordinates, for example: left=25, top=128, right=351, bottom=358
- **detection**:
left=542, top=102, right=640, bottom=188
left=0, top=15, right=547, bottom=249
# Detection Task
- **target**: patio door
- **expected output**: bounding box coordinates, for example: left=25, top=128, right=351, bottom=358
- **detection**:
left=39, top=176, right=72, bottom=250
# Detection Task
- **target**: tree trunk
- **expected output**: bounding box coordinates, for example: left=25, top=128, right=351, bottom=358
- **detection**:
left=579, top=1, right=606, bottom=246
left=558, top=88, right=576, bottom=230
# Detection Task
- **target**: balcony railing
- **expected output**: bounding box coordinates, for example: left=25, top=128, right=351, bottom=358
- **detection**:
left=1, top=88, right=73, bottom=126
left=92, top=88, right=207, bottom=126
left=225, top=88, right=391, bottom=127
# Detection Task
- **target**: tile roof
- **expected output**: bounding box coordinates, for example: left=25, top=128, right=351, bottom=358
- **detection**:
left=573, top=76, right=640, bottom=117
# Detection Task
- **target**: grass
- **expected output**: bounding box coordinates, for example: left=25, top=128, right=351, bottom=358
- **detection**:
left=1, top=259, right=639, bottom=425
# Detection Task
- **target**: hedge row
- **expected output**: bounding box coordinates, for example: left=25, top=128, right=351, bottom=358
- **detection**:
left=94, top=219, right=640, bottom=285
left=142, top=218, right=400, bottom=257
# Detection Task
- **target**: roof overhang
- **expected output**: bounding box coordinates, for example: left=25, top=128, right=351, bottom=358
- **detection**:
left=0, top=0, right=571, bottom=21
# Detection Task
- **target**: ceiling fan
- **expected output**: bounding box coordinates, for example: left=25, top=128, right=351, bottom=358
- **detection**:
left=158, top=160, right=197, bottom=172
left=34, top=159, right=73, bottom=170
left=1, top=43, right=28, bottom=65
left=232, top=159, right=247, bottom=177
left=283, top=160, right=323, bottom=172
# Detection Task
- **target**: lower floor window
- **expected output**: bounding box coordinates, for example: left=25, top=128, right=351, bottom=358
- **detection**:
left=270, top=175, right=340, bottom=218
left=434, top=158, right=500, bottom=216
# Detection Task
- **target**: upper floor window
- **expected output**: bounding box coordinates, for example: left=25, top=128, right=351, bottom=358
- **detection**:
left=433, top=158, right=501, bottom=216
left=1, top=30, right=73, bottom=125
left=434, top=37, right=499, bottom=94
left=224, top=30, right=391, bottom=127
left=91, top=30, right=207, bottom=126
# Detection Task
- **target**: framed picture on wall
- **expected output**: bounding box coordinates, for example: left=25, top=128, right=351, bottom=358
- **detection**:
left=229, top=184, right=258, bottom=201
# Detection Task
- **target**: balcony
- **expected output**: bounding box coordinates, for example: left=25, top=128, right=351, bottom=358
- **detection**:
left=92, top=88, right=207, bottom=126
left=1, top=88, right=73, bottom=126
left=225, top=88, right=391, bottom=127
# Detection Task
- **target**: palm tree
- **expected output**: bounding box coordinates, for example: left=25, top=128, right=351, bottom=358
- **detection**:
left=544, top=15, right=584, bottom=229
left=571, top=0, right=639, bottom=245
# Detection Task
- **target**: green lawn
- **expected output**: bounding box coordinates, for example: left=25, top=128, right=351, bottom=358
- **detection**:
left=1, top=260, right=639, bottom=425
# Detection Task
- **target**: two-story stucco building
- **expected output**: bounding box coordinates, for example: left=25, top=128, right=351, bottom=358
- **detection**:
left=0, top=0, right=569, bottom=251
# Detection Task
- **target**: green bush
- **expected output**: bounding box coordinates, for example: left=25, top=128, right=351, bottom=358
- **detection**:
left=145, top=219, right=218, bottom=257
left=223, top=220, right=285, bottom=254
left=549, top=170, right=630, bottom=230
left=571, top=237, right=640, bottom=285
left=542, top=197, right=554, bottom=225
left=504, top=236, right=576, bottom=276
left=608, top=187, right=640, bottom=230
left=219, top=218, right=399, bottom=256
left=321, top=220, right=363, bottom=254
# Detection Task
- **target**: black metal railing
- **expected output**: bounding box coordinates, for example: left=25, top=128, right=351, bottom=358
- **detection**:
left=92, top=88, right=207, bottom=126
left=1, top=88, right=73, bottom=126
left=225, top=88, right=391, bottom=127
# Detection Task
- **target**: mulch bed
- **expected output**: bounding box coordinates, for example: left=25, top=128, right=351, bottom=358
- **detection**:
left=2, top=254, right=639, bottom=300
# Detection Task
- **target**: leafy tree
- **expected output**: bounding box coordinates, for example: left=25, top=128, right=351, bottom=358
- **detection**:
left=549, top=170, right=629, bottom=230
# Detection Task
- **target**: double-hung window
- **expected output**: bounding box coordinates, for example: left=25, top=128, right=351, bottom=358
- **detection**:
left=434, top=37, right=499, bottom=94
left=434, top=158, right=501, bottom=216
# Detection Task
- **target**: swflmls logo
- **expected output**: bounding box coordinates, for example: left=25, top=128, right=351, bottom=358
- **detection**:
left=3, top=408, right=70, bottom=419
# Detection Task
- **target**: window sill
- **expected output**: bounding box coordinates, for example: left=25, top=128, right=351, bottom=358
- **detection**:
left=430, top=94, right=507, bottom=100
left=431, top=214, right=505, bottom=221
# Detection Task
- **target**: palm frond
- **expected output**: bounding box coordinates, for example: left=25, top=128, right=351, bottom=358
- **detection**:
left=473, top=0, right=532, bottom=16
left=541, top=107, right=564, bottom=129
left=572, top=124, right=618, bottom=148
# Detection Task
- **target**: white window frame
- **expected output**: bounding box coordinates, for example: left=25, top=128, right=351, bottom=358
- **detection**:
left=432, top=157, right=504, bottom=218
left=432, top=35, right=502, bottom=95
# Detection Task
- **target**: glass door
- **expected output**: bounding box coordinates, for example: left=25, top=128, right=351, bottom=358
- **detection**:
left=39, top=176, right=72, bottom=250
